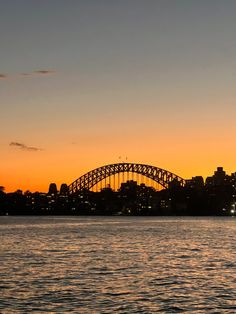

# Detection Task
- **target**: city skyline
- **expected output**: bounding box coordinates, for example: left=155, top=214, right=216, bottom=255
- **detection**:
left=1, top=164, right=235, bottom=217
left=1, top=1, right=236, bottom=192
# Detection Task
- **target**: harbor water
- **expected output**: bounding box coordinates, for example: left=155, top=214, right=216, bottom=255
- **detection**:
left=0, top=216, right=235, bottom=313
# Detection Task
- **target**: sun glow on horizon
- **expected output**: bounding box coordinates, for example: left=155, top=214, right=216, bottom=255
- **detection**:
left=1, top=1, right=236, bottom=192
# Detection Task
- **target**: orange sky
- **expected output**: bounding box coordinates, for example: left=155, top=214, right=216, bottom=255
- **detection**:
left=1, top=1, right=236, bottom=192
left=2, top=122, right=236, bottom=192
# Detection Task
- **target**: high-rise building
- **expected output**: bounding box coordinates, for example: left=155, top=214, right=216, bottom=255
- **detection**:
left=206, top=167, right=229, bottom=187
left=60, top=183, right=68, bottom=195
left=48, top=183, right=58, bottom=195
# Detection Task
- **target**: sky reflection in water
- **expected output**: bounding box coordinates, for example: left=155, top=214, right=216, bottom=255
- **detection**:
left=0, top=216, right=236, bottom=313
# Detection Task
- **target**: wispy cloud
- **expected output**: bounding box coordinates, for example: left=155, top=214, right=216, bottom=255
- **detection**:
left=20, top=73, right=31, bottom=77
left=9, top=142, right=42, bottom=152
left=34, top=70, right=56, bottom=75
left=1, top=70, right=56, bottom=80
left=0, top=74, right=7, bottom=79
left=19, top=69, right=56, bottom=77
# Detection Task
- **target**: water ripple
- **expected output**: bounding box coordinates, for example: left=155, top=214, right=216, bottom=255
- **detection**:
left=0, top=216, right=235, bottom=313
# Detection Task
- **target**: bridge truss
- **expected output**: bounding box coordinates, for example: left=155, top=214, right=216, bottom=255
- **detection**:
left=68, top=163, right=186, bottom=194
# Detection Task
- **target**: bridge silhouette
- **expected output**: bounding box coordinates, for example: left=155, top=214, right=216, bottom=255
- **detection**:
left=68, top=163, right=186, bottom=194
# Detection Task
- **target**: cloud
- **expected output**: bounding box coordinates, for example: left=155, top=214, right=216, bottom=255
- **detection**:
left=0, top=74, right=7, bottom=79
left=1, top=70, right=56, bottom=80
left=20, top=73, right=31, bottom=77
left=9, top=142, right=42, bottom=152
left=19, top=69, right=56, bottom=77
left=34, top=70, right=56, bottom=75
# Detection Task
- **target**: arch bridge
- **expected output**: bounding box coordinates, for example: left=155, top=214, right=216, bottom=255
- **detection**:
left=68, top=163, right=186, bottom=194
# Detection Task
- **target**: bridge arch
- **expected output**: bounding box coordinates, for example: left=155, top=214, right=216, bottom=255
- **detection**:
left=68, top=163, right=186, bottom=194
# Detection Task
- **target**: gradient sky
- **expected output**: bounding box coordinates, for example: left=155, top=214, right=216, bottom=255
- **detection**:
left=1, top=0, right=236, bottom=192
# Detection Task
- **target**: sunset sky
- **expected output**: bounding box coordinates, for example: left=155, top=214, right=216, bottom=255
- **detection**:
left=1, top=0, right=236, bottom=192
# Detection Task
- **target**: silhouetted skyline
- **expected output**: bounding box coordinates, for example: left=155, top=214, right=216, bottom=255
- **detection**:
left=1, top=1, right=236, bottom=192
left=1, top=165, right=235, bottom=216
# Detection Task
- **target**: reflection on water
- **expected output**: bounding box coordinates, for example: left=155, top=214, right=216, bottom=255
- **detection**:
left=0, top=216, right=236, bottom=313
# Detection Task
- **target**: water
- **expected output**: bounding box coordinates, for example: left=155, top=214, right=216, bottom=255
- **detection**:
left=0, top=216, right=235, bottom=313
